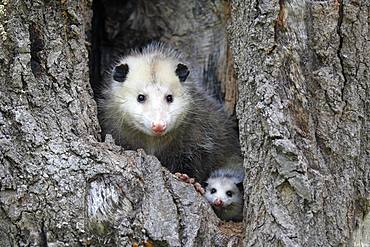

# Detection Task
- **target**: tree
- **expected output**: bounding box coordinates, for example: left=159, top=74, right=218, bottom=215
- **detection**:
left=229, top=0, right=369, bottom=246
left=0, top=0, right=368, bottom=247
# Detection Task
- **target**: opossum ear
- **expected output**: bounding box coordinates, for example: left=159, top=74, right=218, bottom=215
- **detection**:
left=175, top=63, right=189, bottom=82
left=236, top=182, right=243, bottom=192
left=113, top=64, right=129, bottom=82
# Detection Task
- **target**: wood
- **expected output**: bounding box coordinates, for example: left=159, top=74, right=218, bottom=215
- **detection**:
left=229, top=0, right=369, bottom=246
left=0, top=0, right=368, bottom=246
left=0, top=0, right=240, bottom=246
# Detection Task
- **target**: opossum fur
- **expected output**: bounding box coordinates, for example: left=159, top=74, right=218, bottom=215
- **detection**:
left=204, top=167, right=244, bottom=221
left=100, top=43, right=241, bottom=181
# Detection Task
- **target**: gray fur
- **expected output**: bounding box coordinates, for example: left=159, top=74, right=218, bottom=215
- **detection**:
left=208, top=167, right=245, bottom=184
left=99, top=43, right=241, bottom=182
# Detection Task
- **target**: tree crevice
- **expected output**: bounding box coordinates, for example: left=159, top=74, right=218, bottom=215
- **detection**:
left=336, top=0, right=348, bottom=109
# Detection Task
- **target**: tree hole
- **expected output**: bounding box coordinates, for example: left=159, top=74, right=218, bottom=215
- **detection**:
left=89, top=0, right=236, bottom=109
left=89, top=0, right=244, bottom=226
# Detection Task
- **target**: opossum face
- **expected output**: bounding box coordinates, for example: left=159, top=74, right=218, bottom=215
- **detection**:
left=204, top=177, right=243, bottom=209
left=110, top=55, right=191, bottom=136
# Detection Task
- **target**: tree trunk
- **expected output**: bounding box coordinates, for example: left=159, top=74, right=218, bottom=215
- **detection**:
left=0, top=0, right=368, bottom=247
left=0, top=1, right=240, bottom=246
left=228, top=0, right=369, bottom=246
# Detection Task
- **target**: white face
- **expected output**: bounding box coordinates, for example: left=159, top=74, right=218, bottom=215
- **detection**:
left=110, top=54, right=190, bottom=136
left=204, top=177, right=243, bottom=208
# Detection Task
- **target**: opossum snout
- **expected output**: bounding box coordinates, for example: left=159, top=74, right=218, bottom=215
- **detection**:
left=151, top=120, right=167, bottom=135
left=214, top=199, right=224, bottom=207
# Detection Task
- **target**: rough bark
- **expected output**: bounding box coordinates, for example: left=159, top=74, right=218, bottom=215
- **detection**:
left=229, top=0, right=369, bottom=246
left=0, top=1, right=240, bottom=246
left=1, top=0, right=368, bottom=246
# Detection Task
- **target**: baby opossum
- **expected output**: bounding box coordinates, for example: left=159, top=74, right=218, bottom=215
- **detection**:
left=100, top=43, right=241, bottom=181
left=204, top=167, right=244, bottom=221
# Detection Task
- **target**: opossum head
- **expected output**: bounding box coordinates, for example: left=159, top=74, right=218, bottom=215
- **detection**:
left=204, top=176, right=243, bottom=209
left=109, top=46, right=191, bottom=137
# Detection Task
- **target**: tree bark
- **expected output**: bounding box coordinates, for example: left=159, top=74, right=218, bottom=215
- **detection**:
left=1, top=0, right=368, bottom=247
left=0, top=1, right=240, bottom=246
left=228, top=0, right=369, bottom=246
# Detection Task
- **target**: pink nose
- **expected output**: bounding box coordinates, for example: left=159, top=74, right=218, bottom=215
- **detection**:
left=151, top=121, right=166, bottom=134
left=214, top=199, right=223, bottom=207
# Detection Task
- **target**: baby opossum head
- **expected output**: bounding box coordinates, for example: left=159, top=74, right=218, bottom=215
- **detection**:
left=204, top=175, right=243, bottom=211
left=108, top=44, right=191, bottom=137
left=204, top=168, right=244, bottom=221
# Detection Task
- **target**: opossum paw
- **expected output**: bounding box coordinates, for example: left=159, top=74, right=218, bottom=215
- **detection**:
left=194, top=182, right=205, bottom=195
left=174, top=172, right=192, bottom=183
left=174, top=172, right=205, bottom=194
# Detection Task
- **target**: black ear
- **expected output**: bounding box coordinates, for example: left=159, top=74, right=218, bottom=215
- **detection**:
left=113, top=64, right=129, bottom=82
left=236, top=182, right=243, bottom=192
left=175, top=63, right=189, bottom=82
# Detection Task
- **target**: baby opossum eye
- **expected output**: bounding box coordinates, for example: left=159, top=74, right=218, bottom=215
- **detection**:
left=137, top=94, right=146, bottom=103
left=175, top=63, right=189, bottom=82
left=211, top=188, right=217, bottom=194
left=226, top=191, right=233, bottom=197
left=166, top=95, right=173, bottom=103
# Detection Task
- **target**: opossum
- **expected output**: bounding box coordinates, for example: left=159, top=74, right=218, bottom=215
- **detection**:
left=204, top=167, right=244, bottom=221
left=100, top=43, right=241, bottom=181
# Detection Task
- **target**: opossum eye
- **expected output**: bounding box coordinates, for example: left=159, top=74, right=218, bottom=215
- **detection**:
left=226, top=191, right=233, bottom=197
left=137, top=94, right=146, bottom=103
left=166, top=95, right=173, bottom=103
left=175, top=63, right=189, bottom=82
left=211, top=188, right=217, bottom=194
left=113, top=64, right=129, bottom=82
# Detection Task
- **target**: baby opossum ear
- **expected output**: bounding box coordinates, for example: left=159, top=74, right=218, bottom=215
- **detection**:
left=175, top=63, right=190, bottom=82
left=113, top=64, right=129, bottom=82
left=236, top=182, right=243, bottom=192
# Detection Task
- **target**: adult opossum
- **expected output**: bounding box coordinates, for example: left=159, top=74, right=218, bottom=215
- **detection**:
left=100, top=43, right=241, bottom=181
